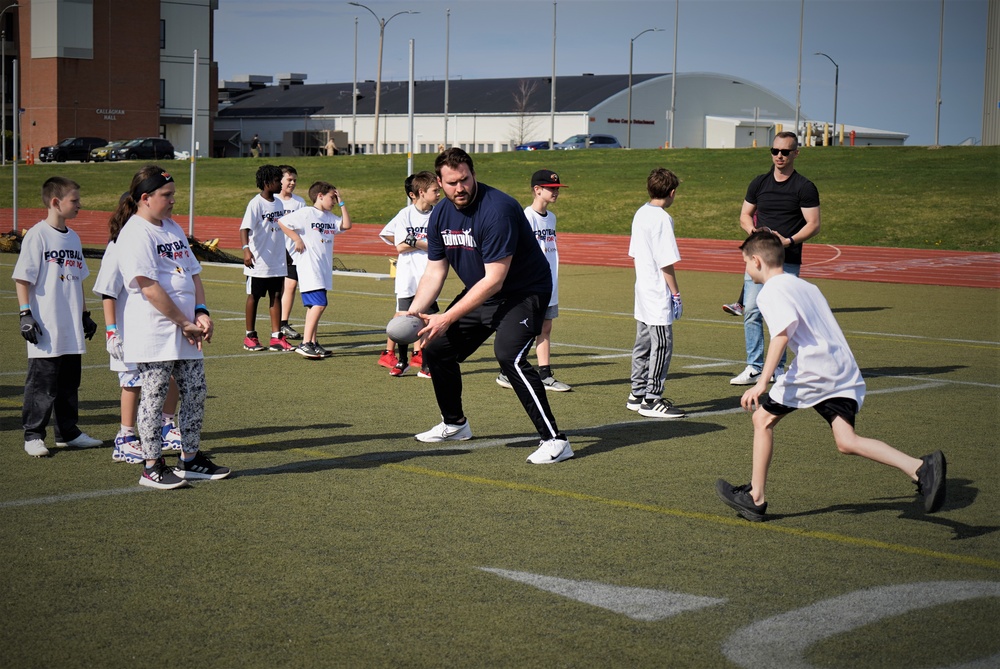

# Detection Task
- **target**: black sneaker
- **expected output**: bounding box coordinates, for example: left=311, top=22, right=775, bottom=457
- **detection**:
left=715, top=479, right=767, bottom=522
left=626, top=393, right=643, bottom=411
left=295, top=342, right=323, bottom=359
left=638, top=398, right=686, bottom=419
left=315, top=342, right=333, bottom=358
left=915, top=450, right=947, bottom=513
left=280, top=324, right=303, bottom=340
left=139, top=457, right=191, bottom=490
left=175, top=452, right=232, bottom=481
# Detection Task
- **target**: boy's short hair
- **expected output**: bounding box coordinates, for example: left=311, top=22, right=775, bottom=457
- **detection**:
left=255, top=164, right=284, bottom=191
left=308, top=181, right=336, bottom=203
left=410, top=171, right=437, bottom=196
left=774, top=130, right=799, bottom=148
left=41, top=176, right=80, bottom=207
left=435, top=147, right=474, bottom=177
left=278, top=164, right=297, bottom=177
left=740, top=229, right=785, bottom=267
left=647, top=168, right=679, bottom=199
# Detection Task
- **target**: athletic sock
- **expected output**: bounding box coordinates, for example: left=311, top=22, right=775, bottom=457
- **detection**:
left=539, top=365, right=552, bottom=378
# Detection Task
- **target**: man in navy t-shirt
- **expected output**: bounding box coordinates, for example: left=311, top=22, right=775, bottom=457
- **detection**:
left=407, top=148, right=573, bottom=464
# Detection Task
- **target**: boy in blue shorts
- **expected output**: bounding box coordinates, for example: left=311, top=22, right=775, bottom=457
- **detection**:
left=716, top=230, right=947, bottom=521
left=278, top=181, right=352, bottom=358
left=13, top=177, right=102, bottom=457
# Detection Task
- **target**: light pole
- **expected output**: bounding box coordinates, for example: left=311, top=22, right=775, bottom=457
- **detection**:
left=627, top=27, right=662, bottom=149
left=351, top=16, right=357, bottom=155
left=1, top=1, right=19, bottom=166
left=349, top=2, right=418, bottom=156
left=814, top=52, right=839, bottom=146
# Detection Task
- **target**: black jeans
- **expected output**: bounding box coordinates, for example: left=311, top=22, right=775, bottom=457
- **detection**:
left=22, top=355, right=82, bottom=442
left=423, top=292, right=561, bottom=441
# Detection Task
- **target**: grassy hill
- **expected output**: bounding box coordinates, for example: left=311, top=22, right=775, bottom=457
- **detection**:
left=1, top=145, right=997, bottom=251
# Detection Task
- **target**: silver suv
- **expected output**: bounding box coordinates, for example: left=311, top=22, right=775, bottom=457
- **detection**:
left=554, top=134, right=622, bottom=150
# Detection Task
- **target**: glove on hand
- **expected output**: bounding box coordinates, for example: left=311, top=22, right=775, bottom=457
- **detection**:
left=671, top=293, right=683, bottom=320
left=19, top=309, right=42, bottom=344
left=82, top=311, right=98, bottom=340
left=404, top=233, right=418, bottom=248
left=106, top=329, right=124, bottom=362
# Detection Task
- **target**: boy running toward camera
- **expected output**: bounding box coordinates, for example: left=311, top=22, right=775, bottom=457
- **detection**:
left=278, top=181, right=352, bottom=359
left=716, top=230, right=946, bottom=521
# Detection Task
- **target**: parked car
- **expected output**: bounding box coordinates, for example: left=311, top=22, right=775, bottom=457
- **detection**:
left=514, top=140, right=551, bottom=151
left=553, top=134, right=622, bottom=150
left=38, top=137, right=108, bottom=163
left=108, top=137, right=176, bottom=161
left=89, top=140, right=128, bottom=163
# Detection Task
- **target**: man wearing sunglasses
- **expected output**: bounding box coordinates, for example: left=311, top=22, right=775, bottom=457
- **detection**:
left=731, top=131, right=821, bottom=386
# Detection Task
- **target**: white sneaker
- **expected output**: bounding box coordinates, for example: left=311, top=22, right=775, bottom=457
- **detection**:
left=541, top=376, right=572, bottom=392
left=416, top=420, right=473, bottom=443
left=24, top=439, right=50, bottom=457
left=527, top=437, right=574, bottom=464
left=56, top=432, right=103, bottom=448
left=730, top=366, right=762, bottom=385
left=495, top=374, right=512, bottom=389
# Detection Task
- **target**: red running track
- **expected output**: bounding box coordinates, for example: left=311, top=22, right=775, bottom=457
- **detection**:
left=4, top=209, right=998, bottom=289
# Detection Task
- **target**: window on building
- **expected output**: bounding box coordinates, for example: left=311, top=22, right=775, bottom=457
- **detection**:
left=159, top=80, right=165, bottom=109
left=160, top=19, right=166, bottom=49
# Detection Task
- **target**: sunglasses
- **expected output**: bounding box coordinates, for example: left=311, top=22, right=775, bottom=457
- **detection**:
left=770, top=148, right=794, bottom=156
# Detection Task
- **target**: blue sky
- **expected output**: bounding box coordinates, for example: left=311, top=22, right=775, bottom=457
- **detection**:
left=214, top=0, right=989, bottom=146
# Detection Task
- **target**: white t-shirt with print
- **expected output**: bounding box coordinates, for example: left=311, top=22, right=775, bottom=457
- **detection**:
left=378, top=204, right=431, bottom=298
left=276, top=193, right=307, bottom=258
left=280, top=207, right=345, bottom=293
left=116, top=215, right=204, bottom=363
left=240, top=194, right=288, bottom=277
left=524, top=207, right=559, bottom=307
left=12, top=221, right=90, bottom=358
left=760, top=272, right=866, bottom=410
left=628, top=204, right=681, bottom=326
left=92, top=239, right=135, bottom=373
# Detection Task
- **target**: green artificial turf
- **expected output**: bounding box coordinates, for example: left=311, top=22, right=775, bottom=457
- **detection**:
left=1, top=256, right=997, bottom=667
left=2, top=145, right=998, bottom=251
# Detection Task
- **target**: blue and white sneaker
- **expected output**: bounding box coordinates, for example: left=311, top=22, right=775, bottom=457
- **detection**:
left=161, top=422, right=183, bottom=451
left=112, top=433, right=144, bottom=464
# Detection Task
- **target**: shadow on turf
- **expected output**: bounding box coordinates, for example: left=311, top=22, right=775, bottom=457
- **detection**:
left=499, top=420, right=726, bottom=460
left=861, top=365, right=967, bottom=377
left=767, top=478, right=996, bottom=540
left=831, top=306, right=890, bottom=314
left=230, top=447, right=469, bottom=478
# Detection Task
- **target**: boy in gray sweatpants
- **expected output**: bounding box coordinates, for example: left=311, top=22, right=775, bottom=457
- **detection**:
left=626, top=168, right=686, bottom=419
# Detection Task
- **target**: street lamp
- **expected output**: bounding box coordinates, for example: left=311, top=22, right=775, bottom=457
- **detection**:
left=1, top=1, right=19, bottom=166
left=815, top=52, right=839, bottom=146
left=627, top=27, right=662, bottom=149
left=349, top=2, right=418, bottom=155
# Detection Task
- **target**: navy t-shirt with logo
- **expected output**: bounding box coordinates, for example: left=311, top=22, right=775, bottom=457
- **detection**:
left=427, top=182, right=552, bottom=301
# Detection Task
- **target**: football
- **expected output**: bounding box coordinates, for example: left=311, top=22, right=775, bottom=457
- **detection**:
left=386, top=314, right=423, bottom=344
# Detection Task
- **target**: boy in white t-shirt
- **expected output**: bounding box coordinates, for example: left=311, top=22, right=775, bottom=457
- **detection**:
left=278, top=181, right=352, bottom=359
left=240, top=164, right=294, bottom=352
left=276, top=165, right=308, bottom=341
left=626, top=168, right=686, bottom=420
left=716, top=231, right=946, bottom=521
left=13, top=177, right=102, bottom=457
left=496, top=169, right=570, bottom=392
left=377, top=172, right=440, bottom=377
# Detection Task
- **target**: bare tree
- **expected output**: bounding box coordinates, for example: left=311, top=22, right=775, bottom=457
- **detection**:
left=509, top=79, right=541, bottom=147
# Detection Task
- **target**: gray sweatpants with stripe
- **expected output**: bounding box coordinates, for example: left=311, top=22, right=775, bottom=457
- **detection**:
left=630, top=321, right=673, bottom=400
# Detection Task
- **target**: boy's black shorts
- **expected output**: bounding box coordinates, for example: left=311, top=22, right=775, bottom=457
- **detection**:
left=285, top=251, right=298, bottom=282
left=761, top=394, right=858, bottom=427
left=396, top=295, right=439, bottom=314
left=246, top=276, right=284, bottom=299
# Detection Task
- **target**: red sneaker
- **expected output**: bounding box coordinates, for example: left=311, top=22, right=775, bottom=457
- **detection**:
left=389, top=361, right=410, bottom=377
left=269, top=336, right=294, bottom=352
left=378, top=350, right=398, bottom=368
left=410, top=350, right=423, bottom=367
